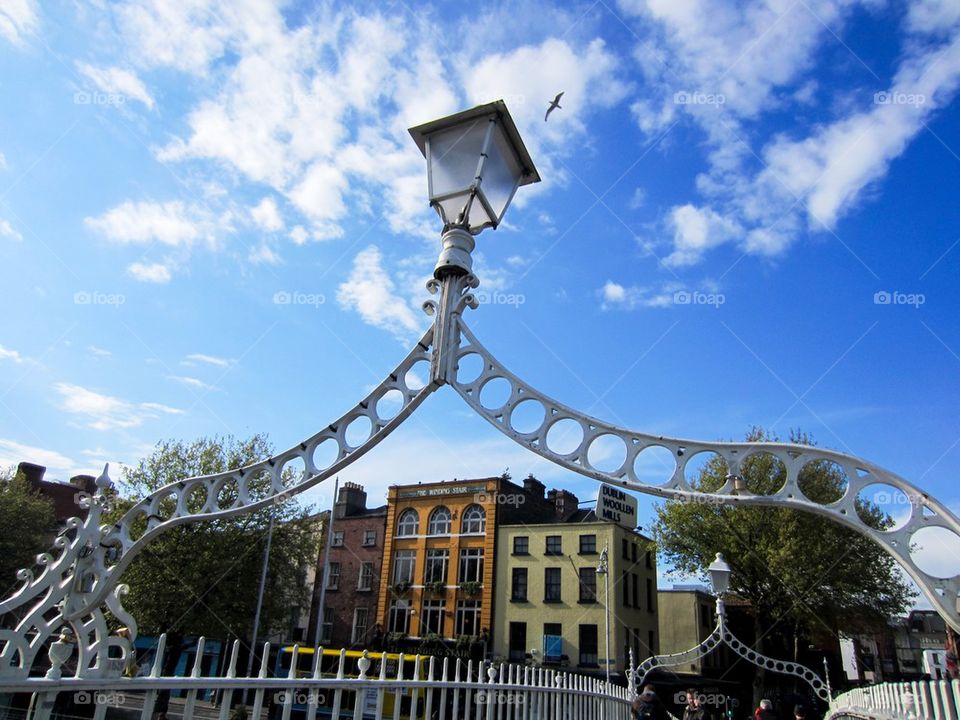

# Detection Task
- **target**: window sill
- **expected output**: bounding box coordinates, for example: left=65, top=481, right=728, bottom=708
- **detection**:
left=510, top=598, right=528, bottom=603
left=578, top=551, right=598, bottom=556
left=544, top=552, right=564, bottom=557
left=511, top=552, right=530, bottom=556
left=543, top=599, right=563, bottom=604
left=578, top=599, right=597, bottom=605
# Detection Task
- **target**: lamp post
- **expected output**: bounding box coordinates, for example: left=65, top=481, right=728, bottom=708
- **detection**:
left=596, top=545, right=611, bottom=684
left=708, top=552, right=732, bottom=620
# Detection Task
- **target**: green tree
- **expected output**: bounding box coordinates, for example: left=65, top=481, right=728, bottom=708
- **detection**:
left=653, top=428, right=913, bottom=700
left=109, top=435, right=320, bottom=676
left=0, top=469, right=57, bottom=594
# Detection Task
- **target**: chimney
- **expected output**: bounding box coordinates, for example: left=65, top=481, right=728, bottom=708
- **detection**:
left=547, top=488, right=579, bottom=519
left=523, top=474, right=545, bottom=500
left=17, top=462, right=46, bottom=489
left=335, top=481, right=367, bottom=519
left=70, top=475, right=98, bottom=495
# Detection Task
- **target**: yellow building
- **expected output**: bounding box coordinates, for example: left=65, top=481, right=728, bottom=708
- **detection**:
left=492, top=517, right=659, bottom=677
left=376, top=476, right=558, bottom=646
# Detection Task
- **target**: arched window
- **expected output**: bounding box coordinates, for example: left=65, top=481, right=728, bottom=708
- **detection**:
left=427, top=506, right=452, bottom=535
left=461, top=505, right=486, bottom=534
left=396, top=509, right=419, bottom=536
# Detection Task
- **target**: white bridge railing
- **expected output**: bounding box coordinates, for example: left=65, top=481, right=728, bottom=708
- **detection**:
left=827, top=679, right=960, bottom=719
left=0, top=633, right=635, bottom=720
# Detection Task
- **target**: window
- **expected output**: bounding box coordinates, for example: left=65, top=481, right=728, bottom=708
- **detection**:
left=621, top=538, right=629, bottom=559
left=455, top=600, right=481, bottom=636
left=700, top=603, right=712, bottom=628
left=388, top=600, right=410, bottom=634
left=393, top=550, right=416, bottom=584
left=544, top=568, right=562, bottom=602
left=352, top=608, right=368, bottom=644
left=579, top=535, right=597, bottom=554
left=508, top=622, right=527, bottom=662
left=511, top=567, right=528, bottom=601
left=326, top=562, right=340, bottom=590
left=645, top=550, right=653, bottom=569
left=321, top=608, right=333, bottom=644
left=420, top=600, right=445, bottom=636
left=545, top=536, right=562, bottom=556
left=358, top=561, right=374, bottom=591
left=543, top=624, right=562, bottom=662
left=632, top=543, right=638, bottom=563
left=579, top=568, right=597, bottom=603
left=424, top=549, right=449, bottom=584
left=646, top=578, right=654, bottom=612
left=461, top=504, right=486, bottom=534
left=632, top=573, right=639, bottom=609
left=427, top=506, right=452, bottom=535
left=331, top=531, right=344, bottom=547
left=362, top=529, right=376, bottom=546
left=512, top=536, right=529, bottom=555
left=622, top=572, right=629, bottom=605
left=579, top=625, right=599, bottom=667
left=396, top=509, right=419, bottom=536
left=459, top=548, right=484, bottom=583
left=648, top=630, right=656, bottom=655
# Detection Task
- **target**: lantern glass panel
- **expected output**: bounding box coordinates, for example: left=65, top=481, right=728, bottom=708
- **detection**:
left=427, top=119, right=488, bottom=204
left=479, top=125, right=523, bottom=224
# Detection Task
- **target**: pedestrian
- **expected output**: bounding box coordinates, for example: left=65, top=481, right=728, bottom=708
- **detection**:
left=682, top=688, right=706, bottom=720
left=631, top=684, right=670, bottom=720
left=793, top=704, right=807, bottom=719
left=754, top=698, right=777, bottom=720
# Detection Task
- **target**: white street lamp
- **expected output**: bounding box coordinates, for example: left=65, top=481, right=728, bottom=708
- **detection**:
left=409, top=100, right=540, bottom=277
left=596, top=545, right=611, bottom=684
left=708, top=552, right=731, bottom=596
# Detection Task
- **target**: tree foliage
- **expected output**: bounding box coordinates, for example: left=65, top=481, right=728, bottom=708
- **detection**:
left=653, top=428, right=914, bottom=640
left=107, top=435, right=319, bottom=645
left=0, top=469, right=57, bottom=594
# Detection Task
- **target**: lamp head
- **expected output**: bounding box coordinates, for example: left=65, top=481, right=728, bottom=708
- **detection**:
left=409, top=100, right=540, bottom=235
left=708, top=552, right=732, bottom=596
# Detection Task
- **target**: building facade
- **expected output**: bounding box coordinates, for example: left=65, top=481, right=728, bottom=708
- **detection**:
left=375, top=475, right=556, bottom=650
left=657, top=587, right=731, bottom=676
left=492, top=515, right=658, bottom=677
left=306, top=482, right=387, bottom=649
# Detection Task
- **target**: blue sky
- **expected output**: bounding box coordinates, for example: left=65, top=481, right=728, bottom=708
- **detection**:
left=1, top=1, right=959, bottom=593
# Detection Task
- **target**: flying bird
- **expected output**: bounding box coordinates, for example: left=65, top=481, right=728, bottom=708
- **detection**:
left=544, top=92, right=564, bottom=122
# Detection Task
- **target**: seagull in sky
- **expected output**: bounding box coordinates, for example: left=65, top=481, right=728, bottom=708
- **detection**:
left=544, top=92, right=564, bottom=122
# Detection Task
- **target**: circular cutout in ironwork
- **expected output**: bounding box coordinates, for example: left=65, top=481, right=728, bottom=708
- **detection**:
left=740, top=451, right=787, bottom=495
left=479, top=376, right=512, bottom=410
left=683, top=451, right=729, bottom=490
left=587, top=434, right=627, bottom=473
left=633, top=445, right=676, bottom=486
left=345, top=415, right=373, bottom=448
left=546, top=418, right=584, bottom=456
left=855, top=483, right=914, bottom=531
left=798, top=459, right=848, bottom=504
left=376, top=389, right=404, bottom=420
left=456, top=353, right=484, bottom=384
left=311, top=439, right=338, bottom=471
left=910, top=526, right=960, bottom=578
left=509, top=399, right=546, bottom=435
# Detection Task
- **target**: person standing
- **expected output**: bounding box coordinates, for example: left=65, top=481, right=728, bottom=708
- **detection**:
left=682, top=688, right=706, bottom=720
left=754, top=698, right=777, bottom=720
left=632, top=684, right=670, bottom=720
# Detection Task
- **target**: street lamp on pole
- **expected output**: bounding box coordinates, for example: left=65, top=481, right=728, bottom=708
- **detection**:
left=596, top=544, right=611, bottom=684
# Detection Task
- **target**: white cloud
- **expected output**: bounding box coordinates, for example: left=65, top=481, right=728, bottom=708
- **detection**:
left=664, top=204, right=741, bottom=267
left=336, top=245, right=423, bottom=340
left=76, top=62, right=155, bottom=109
left=0, top=0, right=37, bottom=46
left=248, top=243, right=281, bottom=265
left=85, top=200, right=206, bottom=246
left=0, top=218, right=22, bottom=242
left=127, top=261, right=172, bottom=283
left=87, top=345, right=112, bottom=358
left=599, top=281, right=678, bottom=310
left=55, top=382, right=183, bottom=431
left=289, top=225, right=309, bottom=245
left=184, top=353, right=230, bottom=367
left=621, top=0, right=960, bottom=266
left=0, top=439, right=74, bottom=479
left=167, top=375, right=218, bottom=392
left=250, top=196, right=284, bottom=232
left=0, top=344, right=24, bottom=362
left=0, top=152, right=6, bottom=169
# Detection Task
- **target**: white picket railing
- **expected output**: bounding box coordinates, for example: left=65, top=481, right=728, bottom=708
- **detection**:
left=827, top=679, right=960, bottom=719
left=0, top=633, right=635, bottom=720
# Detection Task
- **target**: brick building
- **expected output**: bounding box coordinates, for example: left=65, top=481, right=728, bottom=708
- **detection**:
left=16, top=461, right=96, bottom=523
left=306, top=482, right=387, bottom=649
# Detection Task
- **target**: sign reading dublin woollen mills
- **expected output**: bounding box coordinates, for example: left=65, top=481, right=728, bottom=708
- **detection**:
left=597, top=483, right=638, bottom=528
